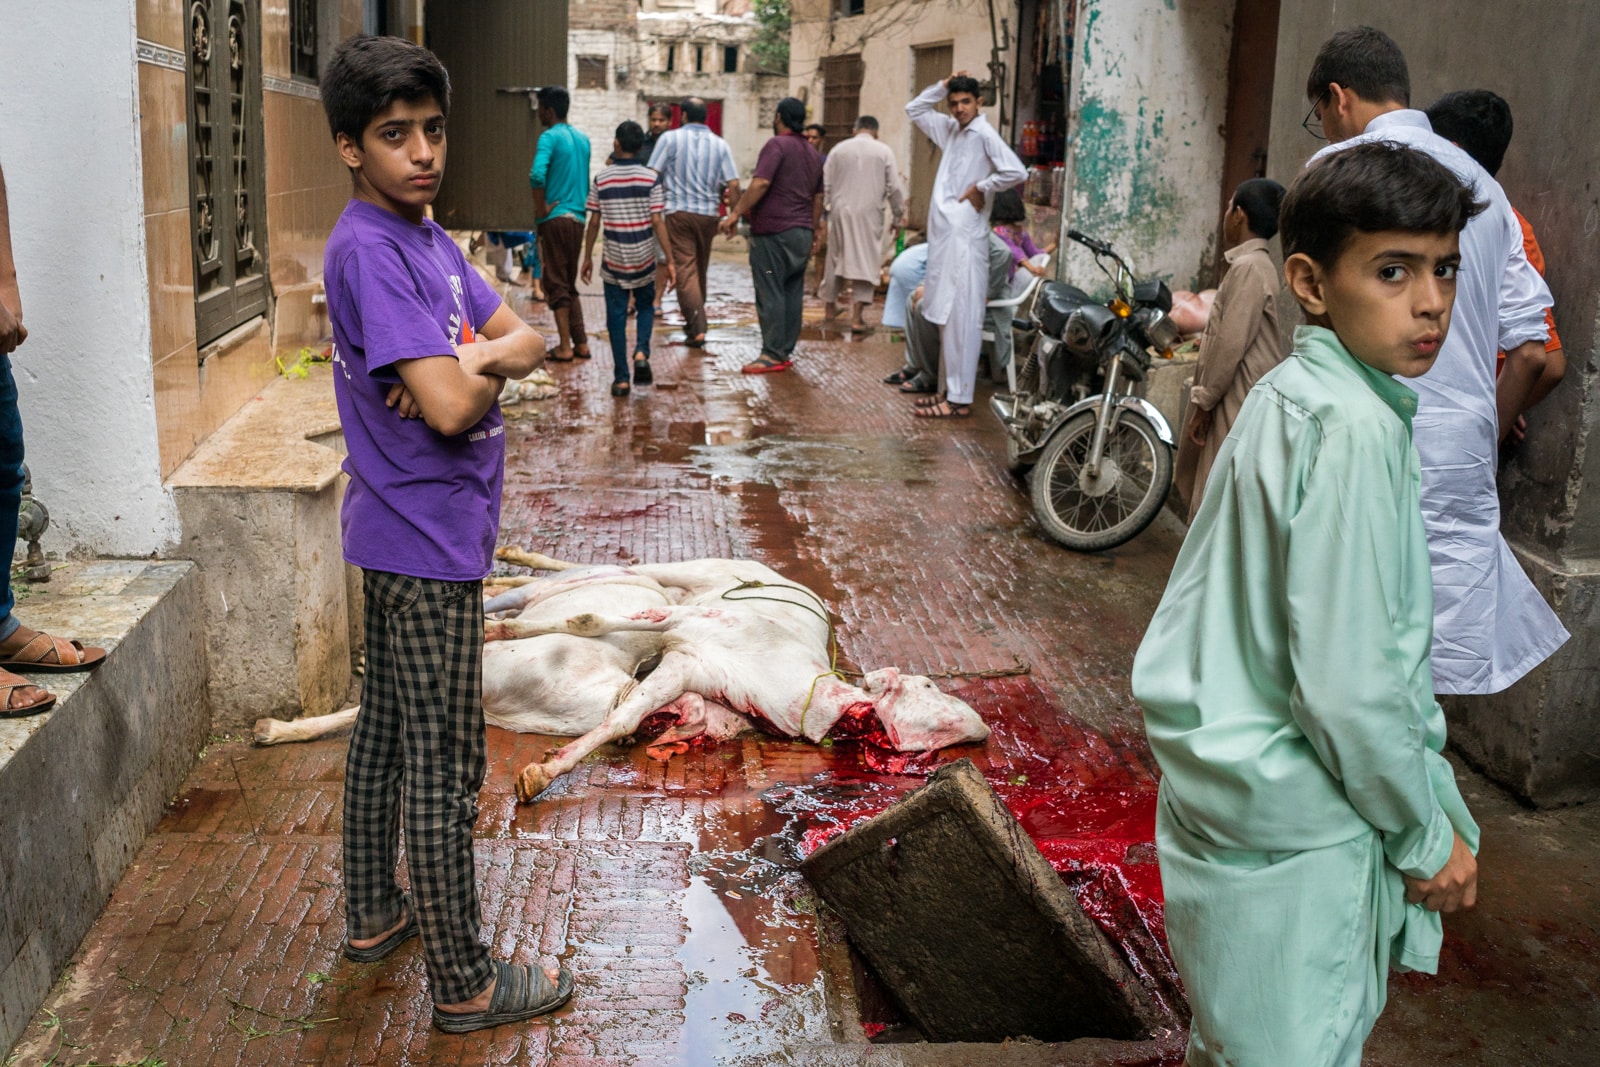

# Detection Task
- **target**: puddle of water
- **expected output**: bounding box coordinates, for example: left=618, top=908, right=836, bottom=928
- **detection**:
left=690, top=435, right=926, bottom=484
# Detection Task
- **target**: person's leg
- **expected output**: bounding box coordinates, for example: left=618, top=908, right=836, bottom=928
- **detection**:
left=776, top=228, right=812, bottom=361
left=555, top=218, right=588, bottom=355
left=538, top=225, right=574, bottom=357
left=635, top=280, right=655, bottom=357
left=903, top=297, right=940, bottom=390
left=0, top=357, right=23, bottom=648
left=388, top=576, right=497, bottom=1006
left=748, top=234, right=786, bottom=360
left=694, top=215, right=717, bottom=318
left=850, top=279, right=874, bottom=328
left=343, top=569, right=413, bottom=952
left=941, top=268, right=986, bottom=406
left=604, top=282, right=630, bottom=386
left=667, top=214, right=706, bottom=342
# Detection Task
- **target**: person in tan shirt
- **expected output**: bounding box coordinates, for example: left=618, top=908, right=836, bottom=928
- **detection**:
left=1176, top=178, right=1287, bottom=520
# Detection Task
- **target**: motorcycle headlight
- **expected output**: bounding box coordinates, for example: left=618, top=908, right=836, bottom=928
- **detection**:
left=1064, top=304, right=1120, bottom=357
left=1140, top=308, right=1181, bottom=351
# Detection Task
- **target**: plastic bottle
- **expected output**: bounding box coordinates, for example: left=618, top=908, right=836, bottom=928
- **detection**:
left=895, top=227, right=906, bottom=256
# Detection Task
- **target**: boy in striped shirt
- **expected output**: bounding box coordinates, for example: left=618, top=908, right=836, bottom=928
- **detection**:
left=582, top=121, right=675, bottom=396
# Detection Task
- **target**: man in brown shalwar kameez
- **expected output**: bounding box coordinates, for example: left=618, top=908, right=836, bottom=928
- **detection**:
left=1176, top=178, right=1288, bottom=519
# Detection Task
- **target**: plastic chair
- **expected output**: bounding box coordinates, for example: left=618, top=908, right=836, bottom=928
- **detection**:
left=983, top=253, right=1050, bottom=391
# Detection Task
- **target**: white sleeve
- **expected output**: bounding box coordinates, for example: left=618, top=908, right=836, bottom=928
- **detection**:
left=1494, top=201, right=1553, bottom=351
left=906, top=81, right=956, bottom=149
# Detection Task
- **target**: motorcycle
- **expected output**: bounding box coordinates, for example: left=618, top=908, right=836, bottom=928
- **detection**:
left=990, top=229, right=1181, bottom=552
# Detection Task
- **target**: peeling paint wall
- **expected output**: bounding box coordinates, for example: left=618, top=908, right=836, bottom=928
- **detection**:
left=1061, top=0, right=1234, bottom=294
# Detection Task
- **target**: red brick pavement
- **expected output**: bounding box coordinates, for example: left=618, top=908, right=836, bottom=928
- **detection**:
left=9, top=264, right=1188, bottom=1066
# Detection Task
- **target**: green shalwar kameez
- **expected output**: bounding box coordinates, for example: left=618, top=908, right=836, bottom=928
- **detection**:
left=1131, top=327, right=1479, bottom=1067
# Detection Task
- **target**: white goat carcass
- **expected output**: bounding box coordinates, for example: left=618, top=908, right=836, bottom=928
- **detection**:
left=254, top=550, right=990, bottom=802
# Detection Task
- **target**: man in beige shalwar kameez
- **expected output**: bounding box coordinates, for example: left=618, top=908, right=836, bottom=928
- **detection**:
left=821, top=116, right=905, bottom=331
left=1176, top=178, right=1288, bottom=519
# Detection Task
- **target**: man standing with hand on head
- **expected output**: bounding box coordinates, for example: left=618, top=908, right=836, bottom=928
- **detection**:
left=904, top=72, right=1024, bottom=419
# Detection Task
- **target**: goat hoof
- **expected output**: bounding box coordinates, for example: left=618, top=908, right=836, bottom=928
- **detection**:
left=515, top=763, right=553, bottom=803
left=253, top=719, right=281, bottom=746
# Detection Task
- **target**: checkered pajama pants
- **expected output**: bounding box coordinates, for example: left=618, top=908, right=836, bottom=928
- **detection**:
left=343, top=569, right=495, bottom=1005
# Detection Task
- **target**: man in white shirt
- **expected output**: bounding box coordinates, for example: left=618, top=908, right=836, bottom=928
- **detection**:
left=649, top=98, right=740, bottom=348
left=904, top=72, right=1025, bottom=419
left=1305, top=25, right=1567, bottom=693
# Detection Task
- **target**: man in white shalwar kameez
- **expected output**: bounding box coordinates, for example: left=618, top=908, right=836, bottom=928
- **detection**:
left=821, top=116, right=905, bottom=331
left=905, top=73, right=1025, bottom=419
left=1308, top=26, right=1567, bottom=693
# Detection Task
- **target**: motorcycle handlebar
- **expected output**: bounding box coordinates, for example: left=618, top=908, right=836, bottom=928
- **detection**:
left=1067, top=229, right=1114, bottom=256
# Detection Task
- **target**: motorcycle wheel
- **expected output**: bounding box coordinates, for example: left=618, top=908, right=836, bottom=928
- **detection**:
left=1030, top=409, right=1173, bottom=551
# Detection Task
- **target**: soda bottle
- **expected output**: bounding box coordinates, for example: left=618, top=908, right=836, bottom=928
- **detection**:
left=895, top=227, right=906, bottom=256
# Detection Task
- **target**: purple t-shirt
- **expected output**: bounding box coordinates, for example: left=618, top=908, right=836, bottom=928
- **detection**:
left=748, top=132, right=824, bottom=236
left=324, top=199, right=505, bottom=581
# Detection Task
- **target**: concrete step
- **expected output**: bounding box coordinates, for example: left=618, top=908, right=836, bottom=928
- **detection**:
left=0, top=560, right=206, bottom=1054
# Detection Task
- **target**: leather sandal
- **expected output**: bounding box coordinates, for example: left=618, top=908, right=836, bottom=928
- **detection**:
left=914, top=399, right=972, bottom=419
left=432, top=959, right=575, bottom=1033
left=632, top=356, right=654, bottom=385
left=882, top=367, right=916, bottom=385
left=0, top=630, right=106, bottom=673
left=913, top=394, right=948, bottom=409
left=0, top=669, right=55, bottom=718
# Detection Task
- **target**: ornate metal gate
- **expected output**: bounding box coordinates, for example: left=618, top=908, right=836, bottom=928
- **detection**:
left=186, top=0, right=269, bottom=348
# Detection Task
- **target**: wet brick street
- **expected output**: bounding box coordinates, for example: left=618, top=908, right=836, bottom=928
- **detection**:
left=9, top=255, right=1599, bottom=1066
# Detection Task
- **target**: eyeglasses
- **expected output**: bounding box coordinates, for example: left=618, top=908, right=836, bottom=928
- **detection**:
left=1302, top=90, right=1330, bottom=140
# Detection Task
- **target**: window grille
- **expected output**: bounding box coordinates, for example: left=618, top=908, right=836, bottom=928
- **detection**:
left=290, top=0, right=318, bottom=80
left=576, top=56, right=608, bottom=90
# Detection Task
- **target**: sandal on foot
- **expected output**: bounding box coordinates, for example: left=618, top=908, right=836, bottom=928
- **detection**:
left=0, top=670, right=55, bottom=719
left=914, top=400, right=971, bottom=419
left=741, top=354, right=793, bottom=375
left=572, top=346, right=593, bottom=360
left=682, top=335, right=707, bottom=349
left=899, top=378, right=935, bottom=395
left=547, top=350, right=575, bottom=363
left=344, top=893, right=418, bottom=962
left=882, top=368, right=916, bottom=385
left=610, top=381, right=631, bottom=397
left=632, top=357, right=654, bottom=386
left=432, top=959, right=575, bottom=1033
left=0, top=630, right=106, bottom=673
left=913, top=393, right=948, bottom=409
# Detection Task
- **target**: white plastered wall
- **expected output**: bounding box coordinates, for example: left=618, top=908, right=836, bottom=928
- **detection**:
left=0, top=0, right=179, bottom=556
left=1059, top=0, right=1234, bottom=292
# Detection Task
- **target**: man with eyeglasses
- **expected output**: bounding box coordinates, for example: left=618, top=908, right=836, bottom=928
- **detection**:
left=1300, top=25, right=1564, bottom=700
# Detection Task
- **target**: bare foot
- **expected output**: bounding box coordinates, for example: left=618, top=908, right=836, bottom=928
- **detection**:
left=347, top=910, right=409, bottom=951
left=435, top=968, right=562, bottom=1014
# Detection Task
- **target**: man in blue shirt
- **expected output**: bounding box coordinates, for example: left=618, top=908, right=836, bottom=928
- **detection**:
left=530, top=86, right=592, bottom=361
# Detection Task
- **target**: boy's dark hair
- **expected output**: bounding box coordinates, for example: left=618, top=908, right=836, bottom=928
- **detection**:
left=804, top=123, right=827, bottom=138
left=991, top=188, right=1026, bottom=224
left=537, top=85, right=570, bottom=120
left=776, top=98, right=806, bottom=133
left=1306, top=26, right=1409, bottom=107
left=321, top=34, right=450, bottom=144
left=615, top=120, right=645, bottom=155
left=947, top=75, right=982, bottom=100
left=1279, top=142, right=1483, bottom=266
left=855, top=115, right=879, bottom=132
left=1231, top=178, right=1286, bottom=240
left=1425, top=90, right=1512, bottom=177
left=682, top=97, right=709, bottom=124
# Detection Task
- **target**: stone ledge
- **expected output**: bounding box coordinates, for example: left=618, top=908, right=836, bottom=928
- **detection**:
left=0, top=560, right=207, bottom=1054
left=167, top=364, right=343, bottom=492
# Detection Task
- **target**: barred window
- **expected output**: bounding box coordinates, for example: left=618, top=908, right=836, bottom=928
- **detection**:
left=290, top=0, right=318, bottom=81
left=576, top=56, right=608, bottom=90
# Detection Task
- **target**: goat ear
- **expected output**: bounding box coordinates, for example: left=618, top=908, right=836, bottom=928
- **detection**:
left=860, top=667, right=901, bottom=695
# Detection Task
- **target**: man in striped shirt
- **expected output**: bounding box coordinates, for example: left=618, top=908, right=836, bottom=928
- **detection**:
left=648, top=98, right=740, bottom=349
left=582, top=121, right=676, bottom=397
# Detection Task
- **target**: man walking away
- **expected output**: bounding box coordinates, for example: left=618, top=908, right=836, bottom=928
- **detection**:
left=650, top=97, right=739, bottom=348
left=721, top=98, right=823, bottom=375
left=1174, top=177, right=1287, bottom=519
left=821, top=116, right=904, bottom=332
left=581, top=121, right=676, bottom=396
left=1305, top=26, right=1566, bottom=694
left=905, top=72, right=1025, bottom=419
left=530, top=86, right=592, bottom=361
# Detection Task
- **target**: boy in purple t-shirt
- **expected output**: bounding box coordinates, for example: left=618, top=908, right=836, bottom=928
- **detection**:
left=319, top=35, right=570, bottom=1033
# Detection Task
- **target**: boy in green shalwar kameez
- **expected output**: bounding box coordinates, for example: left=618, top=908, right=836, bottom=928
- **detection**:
left=1131, top=143, right=1484, bottom=1066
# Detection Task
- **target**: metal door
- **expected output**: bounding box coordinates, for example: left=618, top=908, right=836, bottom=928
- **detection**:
left=909, top=44, right=953, bottom=230
left=425, top=0, right=569, bottom=231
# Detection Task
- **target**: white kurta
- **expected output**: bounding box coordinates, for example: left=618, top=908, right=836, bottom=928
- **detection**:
left=822, top=133, right=904, bottom=286
left=1312, top=110, right=1567, bottom=694
left=906, top=82, right=1025, bottom=405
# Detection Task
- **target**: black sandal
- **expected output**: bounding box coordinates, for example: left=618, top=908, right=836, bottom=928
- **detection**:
left=882, top=367, right=916, bottom=385
left=632, top=355, right=653, bottom=385
left=610, top=381, right=631, bottom=397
